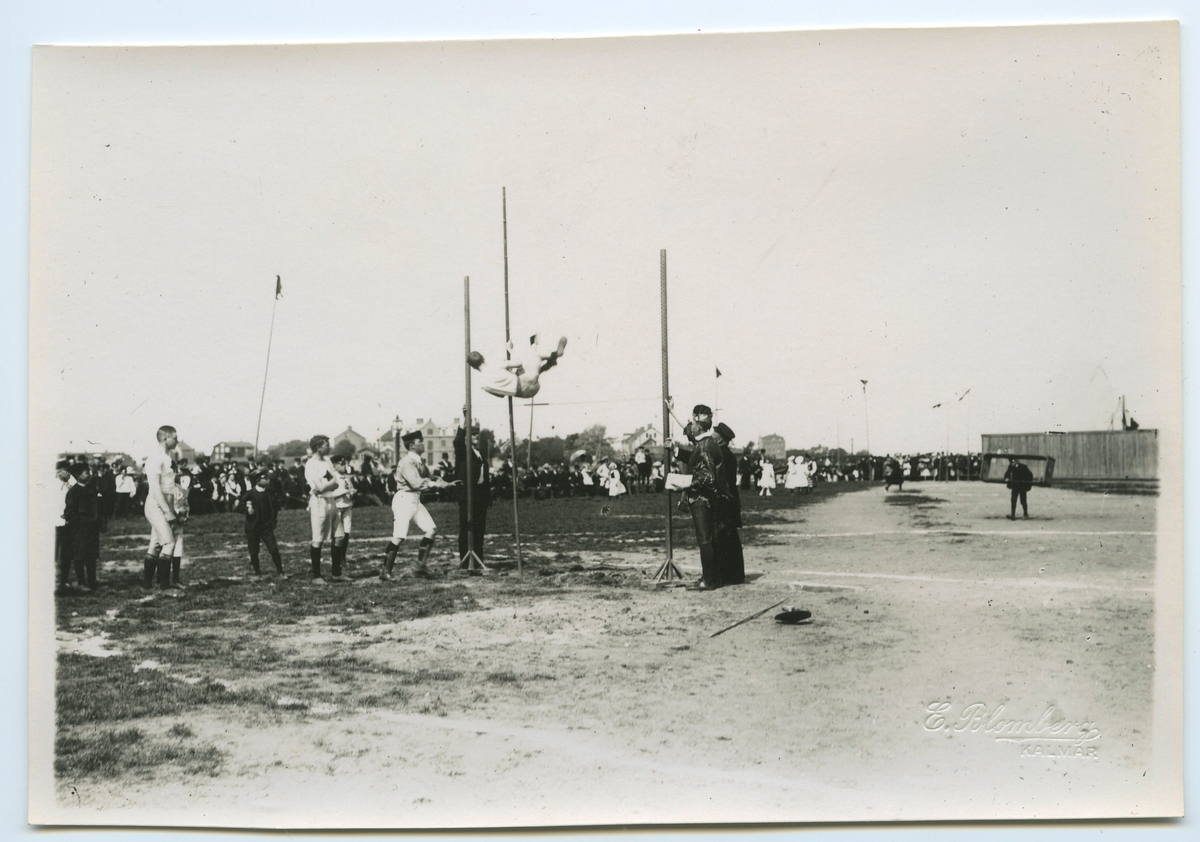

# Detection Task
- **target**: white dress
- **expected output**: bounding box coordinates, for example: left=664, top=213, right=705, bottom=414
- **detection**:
left=606, top=466, right=626, bottom=497
left=794, top=458, right=810, bottom=489
left=758, top=460, right=777, bottom=489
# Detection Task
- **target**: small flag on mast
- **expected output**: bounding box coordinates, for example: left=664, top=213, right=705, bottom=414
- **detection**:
left=275, top=275, right=282, bottom=299
left=715, top=367, right=722, bottom=378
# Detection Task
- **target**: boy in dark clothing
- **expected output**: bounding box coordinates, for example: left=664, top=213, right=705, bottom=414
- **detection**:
left=63, top=462, right=102, bottom=591
left=240, top=468, right=286, bottom=577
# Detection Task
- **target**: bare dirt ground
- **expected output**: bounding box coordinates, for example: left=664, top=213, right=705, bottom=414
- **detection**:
left=53, top=483, right=1162, bottom=826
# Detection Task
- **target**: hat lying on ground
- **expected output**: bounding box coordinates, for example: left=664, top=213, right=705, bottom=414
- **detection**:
left=774, top=607, right=813, bottom=625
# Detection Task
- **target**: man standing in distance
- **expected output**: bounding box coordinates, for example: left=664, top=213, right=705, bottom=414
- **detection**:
left=304, top=435, right=344, bottom=584
left=380, top=430, right=454, bottom=580
left=53, top=460, right=73, bottom=595
left=1003, top=457, right=1035, bottom=520
left=143, top=425, right=180, bottom=591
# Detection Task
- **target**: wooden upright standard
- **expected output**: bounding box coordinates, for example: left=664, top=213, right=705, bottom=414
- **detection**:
left=651, top=249, right=685, bottom=583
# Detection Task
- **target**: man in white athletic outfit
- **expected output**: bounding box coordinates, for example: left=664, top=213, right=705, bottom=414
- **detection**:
left=142, top=425, right=180, bottom=591
left=468, top=333, right=568, bottom=399
left=304, top=435, right=345, bottom=584
left=380, top=430, right=455, bottom=580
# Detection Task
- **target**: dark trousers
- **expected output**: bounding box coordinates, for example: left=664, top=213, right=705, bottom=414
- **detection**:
left=714, top=526, right=745, bottom=586
left=1010, top=489, right=1028, bottom=517
left=56, top=525, right=73, bottom=588
left=247, top=528, right=282, bottom=574
left=689, top=497, right=721, bottom=586
left=458, top=499, right=487, bottom=561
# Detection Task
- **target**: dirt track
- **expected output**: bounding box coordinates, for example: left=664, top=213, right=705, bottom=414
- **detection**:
left=57, top=483, right=1165, bottom=826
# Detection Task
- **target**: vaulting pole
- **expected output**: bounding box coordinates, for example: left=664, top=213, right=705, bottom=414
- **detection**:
left=652, top=249, right=684, bottom=583
left=502, top=188, right=523, bottom=575
left=461, top=275, right=485, bottom=571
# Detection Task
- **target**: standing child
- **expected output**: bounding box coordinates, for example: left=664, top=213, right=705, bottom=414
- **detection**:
left=329, top=453, right=355, bottom=580
left=757, top=453, right=776, bottom=496
left=240, top=468, right=286, bottom=578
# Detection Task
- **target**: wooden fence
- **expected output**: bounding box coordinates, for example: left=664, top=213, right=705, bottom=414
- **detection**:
left=979, top=430, right=1158, bottom=480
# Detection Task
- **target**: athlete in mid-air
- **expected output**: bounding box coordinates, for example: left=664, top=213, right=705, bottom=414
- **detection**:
left=468, top=333, right=568, bottom=399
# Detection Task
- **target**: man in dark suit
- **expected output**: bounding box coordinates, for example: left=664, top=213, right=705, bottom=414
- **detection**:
left=63, top=462, right=102, bottom=591
left=1003, top=458, right=1035, bottom=520
left=454, top=423, right=490, bottom=567
left=239, top=468, right=286, bottom=577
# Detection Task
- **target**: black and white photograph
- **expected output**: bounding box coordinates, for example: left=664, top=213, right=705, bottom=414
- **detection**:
left=24, top=13, right=1184, bottom=830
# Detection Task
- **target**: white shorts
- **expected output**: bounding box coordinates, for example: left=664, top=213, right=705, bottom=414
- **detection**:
left=144, top=498, right=176, bottom=554
left=334, top=506, right=352, bottom=539
left=308, top=496, right=339, bottom=544
left=391, top=491, right=436, bottom=540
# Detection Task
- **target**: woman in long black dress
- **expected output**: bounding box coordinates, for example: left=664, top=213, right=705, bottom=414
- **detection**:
left=713, top=422, right=745, bottom=586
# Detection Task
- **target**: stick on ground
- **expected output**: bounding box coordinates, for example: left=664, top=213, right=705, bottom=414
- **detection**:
left=709, top=599, right=787, bottom=638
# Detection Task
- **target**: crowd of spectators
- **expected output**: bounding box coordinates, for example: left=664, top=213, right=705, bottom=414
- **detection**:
left=57, top=446, right=986, bottom=520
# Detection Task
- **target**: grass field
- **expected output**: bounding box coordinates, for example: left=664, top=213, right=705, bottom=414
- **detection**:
left=52, top=480, right=1160, bottom=824
left=55, top=483, right=857, bottom=783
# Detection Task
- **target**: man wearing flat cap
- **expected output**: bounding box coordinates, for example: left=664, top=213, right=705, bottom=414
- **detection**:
left=381, top=429, right=455, bottom=580
left=670, top=404, right=732, bottom=590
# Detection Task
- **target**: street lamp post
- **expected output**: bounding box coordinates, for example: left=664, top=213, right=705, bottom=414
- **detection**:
left=391, top=416, right=402, bottom=468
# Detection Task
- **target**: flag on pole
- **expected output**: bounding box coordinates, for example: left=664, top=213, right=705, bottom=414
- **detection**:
left=275, top=275, right=282, bottom=299
left=715, top=367, right=722, bottom=378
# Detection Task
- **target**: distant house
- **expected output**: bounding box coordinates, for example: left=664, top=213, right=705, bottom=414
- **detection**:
left=374, top=428, right=401, bottom=467
left=416, top=417, right=461, bottom=467
left=372, top=417, right=461, bottom=467
left=333, top=426, right=369, bottom=453
left=616, top=424, right=660, bottom=457
left=759, top=434, right=786, bottom=461
left=211, top=441, right=254, bottom=464
left=174, top=441, right=198, bottom=465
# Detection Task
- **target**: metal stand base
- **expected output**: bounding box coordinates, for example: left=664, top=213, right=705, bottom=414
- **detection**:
left=650, top=557, right=685, bottom=583
left=459, top=549, right=488, bottom=573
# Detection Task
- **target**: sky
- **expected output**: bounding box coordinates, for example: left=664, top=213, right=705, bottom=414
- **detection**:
left=28, top=22, right=1179, bottom=462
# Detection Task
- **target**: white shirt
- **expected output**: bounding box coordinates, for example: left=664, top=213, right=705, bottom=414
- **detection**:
left=478, top=359, right=519, bottom=397
left=144, top=449, right=176, bottom=498
left=305, top=455, right=339, bottom=499
left=53, top=476, right=74, bottom=527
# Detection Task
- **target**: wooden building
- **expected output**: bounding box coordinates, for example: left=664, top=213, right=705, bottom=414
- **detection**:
left=980, top=430, right=1157, bottom=482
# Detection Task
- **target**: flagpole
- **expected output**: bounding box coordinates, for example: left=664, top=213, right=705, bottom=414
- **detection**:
left=714, top=368, right=720, bottom=422
left=253, top=276, right=280, bottom=460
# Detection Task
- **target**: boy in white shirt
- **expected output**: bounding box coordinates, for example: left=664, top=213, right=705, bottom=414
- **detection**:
left=329, top=453, right=355, bottom=579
